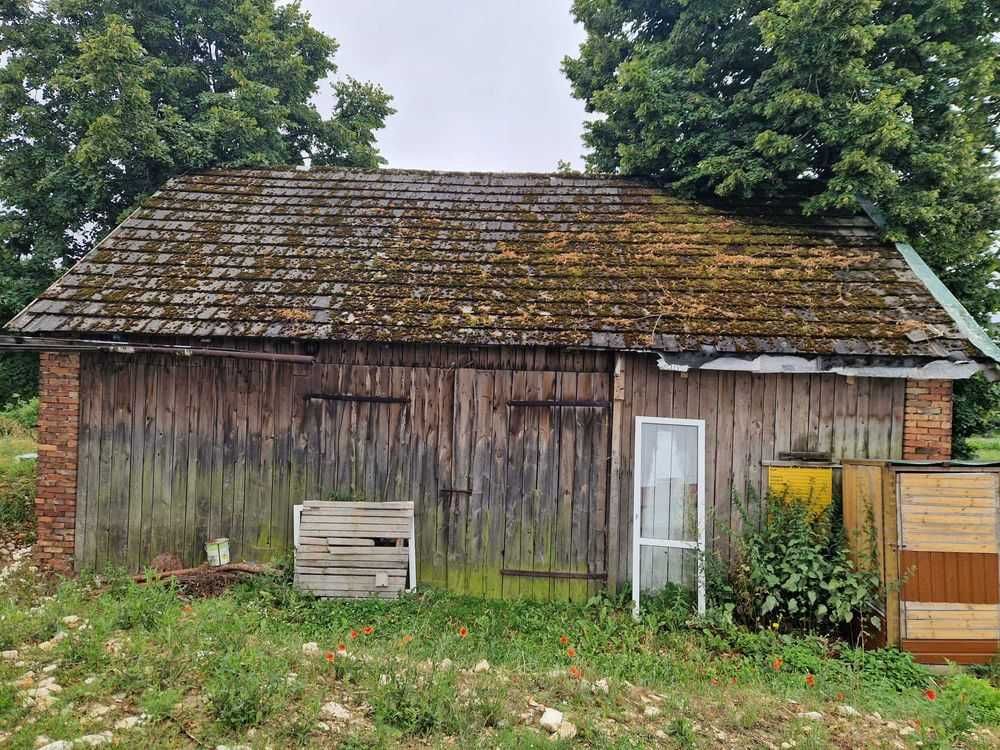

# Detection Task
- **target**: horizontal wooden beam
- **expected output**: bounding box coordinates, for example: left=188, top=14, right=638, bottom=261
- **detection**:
left=500, top=568, right=606, bottom=580
left=305, top=393, right=409, bottom=404
left=507, top=399, right=610, bottom=408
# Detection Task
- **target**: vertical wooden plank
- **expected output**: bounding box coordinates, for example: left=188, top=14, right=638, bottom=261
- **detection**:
left=220, top=361, right=239, bottom=543
left=123, top=361, right=146, bottom=570
left=107, top=362, right=133, bottom=567
left=730, top=373, right=752, bottom=545
left=817, top=375, right=836, bottom=456
left=435, top=367, right=456, bottom=589
left=467, top=370, right=494, bottom=596
left=557, top=372, right=580, bottom=602
left=168, top=363, right=191, bottom=564
left=193, top=361, right=218, bottom=562
left=447, top=368, right=474, bottom=593
left=94, top=359, right=117, bottom=570
left=503, top=371, right=527, bottom=599
left=856, top=377, right=872, bottom=458
left=774, top=374, right=793, bottom=459
left=75, top=356, right=98, bottom=571
left=533, top=370, right=558, bottom=600
left=180, top=362, right=202, bottom=564
left=746, top=374, right=766, bottom=504
left=697, top=371, right=719, bottom=556
left=485, top=369, right=512, bottom=598
left=714, top=372, right=736, bottom=562
left=269, top=363, right=294, bottom=555
left=889, top=379, right=906, bottom=459
left=789, top=375, right=810, bottom=453
left=588, top=375, right=611, bottom=600
left=884, top=466, right=901, bottom=647
left=806, top=374, right=822, bottom=452
left=606, top=354, right=626, bottom=592
left=229, top=362, right=251, bottom=561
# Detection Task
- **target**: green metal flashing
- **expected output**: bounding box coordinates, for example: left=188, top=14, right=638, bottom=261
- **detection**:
left=857, top=197, right=1000, bottom=366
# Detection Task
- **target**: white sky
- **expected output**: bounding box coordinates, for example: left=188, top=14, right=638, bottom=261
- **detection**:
left=300, top=1, right=589, bottom=172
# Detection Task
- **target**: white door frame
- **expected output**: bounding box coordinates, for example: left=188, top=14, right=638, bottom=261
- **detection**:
left=632, top=416, right=707, bottom=617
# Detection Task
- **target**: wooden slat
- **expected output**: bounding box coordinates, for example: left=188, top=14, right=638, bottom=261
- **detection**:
left=903, top=602, right=1000, bottom=640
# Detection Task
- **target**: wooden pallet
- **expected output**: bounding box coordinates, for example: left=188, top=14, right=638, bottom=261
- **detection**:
left=293, top=501, right=415, bottom=599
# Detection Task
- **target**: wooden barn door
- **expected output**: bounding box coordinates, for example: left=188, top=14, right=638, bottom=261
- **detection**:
left=439, top=369, right=610, bottom=601
left=898, top=472, right=1000, bottom=663
left=499, top=371, right=610, bottom=602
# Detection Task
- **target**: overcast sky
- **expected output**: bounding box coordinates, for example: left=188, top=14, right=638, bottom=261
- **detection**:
left=300, top=1, right=589, bottom=172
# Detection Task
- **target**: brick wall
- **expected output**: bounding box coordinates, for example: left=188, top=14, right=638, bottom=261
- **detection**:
left=902, top=379, right=953, bottom=461
left=34, top=352, right=80, bottom=573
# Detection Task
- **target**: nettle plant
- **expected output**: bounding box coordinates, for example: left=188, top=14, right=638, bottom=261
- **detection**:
left=728, top=492, right=881, bottom=637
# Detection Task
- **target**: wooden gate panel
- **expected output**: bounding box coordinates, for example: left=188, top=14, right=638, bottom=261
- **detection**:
left=898, top=471, right=1000, bottom=663
left=900, top=551, right=1000, bottom=604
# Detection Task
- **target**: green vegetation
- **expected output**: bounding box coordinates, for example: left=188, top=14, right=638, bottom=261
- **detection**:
left=0, top=407, right=35, bottom=541
left=564, top=0, right=1000, bottom=456
left=723, top=494, right=881, bottom=635
left=968, top=434, right=1000, bottom=462
left=0, top=571, right=997, bottom=748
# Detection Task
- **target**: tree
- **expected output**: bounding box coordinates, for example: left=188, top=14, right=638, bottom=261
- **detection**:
left=564, top=0, right=1000, bottom=455
left=0, top=0, right=394, bottom=400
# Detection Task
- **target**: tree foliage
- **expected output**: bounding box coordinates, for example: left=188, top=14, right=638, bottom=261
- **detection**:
left=564, top=0, right=1000, bottom=452
left=0, top=0, right=394, bottom=329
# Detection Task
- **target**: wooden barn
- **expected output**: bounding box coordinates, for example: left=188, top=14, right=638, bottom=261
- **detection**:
left=6, top=168, right=999, bottom=605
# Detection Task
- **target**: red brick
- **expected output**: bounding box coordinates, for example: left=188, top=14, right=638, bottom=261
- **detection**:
left=34, top=352, right=80, bottom=573
left=902, top=379, right=952, bottom=461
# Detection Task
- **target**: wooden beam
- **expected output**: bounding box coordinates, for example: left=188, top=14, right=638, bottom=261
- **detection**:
left=606, top=353, right=626, bottom=592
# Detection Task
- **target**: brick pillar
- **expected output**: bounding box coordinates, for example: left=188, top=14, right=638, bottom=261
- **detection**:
left=902, top=379, right=953, bottom=461
left=34, top=352, right=80, bottom=573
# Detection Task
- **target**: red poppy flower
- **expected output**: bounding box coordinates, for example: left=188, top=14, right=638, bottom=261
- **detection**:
left=337, top=643, right=347, bottom=654
left=458, top=626, right=468, bottom=638
left=349, top=629, right=358, bottom=640
left=835, top=692, right=845, bottom=702
left=568, top=665, right=583, bottom=680
left=710, top=678, right=720, bottom=686
left=363, top=626, right=374, bottom=636
left=771, top=657, right=783, bottom=671
left=324, top=651, right=335, bottom=663
left=805, top=674, right=815, bottom=688
left=566, top=646, right=577, bottom=658
left=401, top=634, right=413, bottom=645
left=559, top=635, right=570, bottom=646
left=924, top=689, right=937, bottom=701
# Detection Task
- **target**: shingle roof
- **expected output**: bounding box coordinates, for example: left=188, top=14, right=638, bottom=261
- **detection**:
left=6, top=168, right=986, bottom=360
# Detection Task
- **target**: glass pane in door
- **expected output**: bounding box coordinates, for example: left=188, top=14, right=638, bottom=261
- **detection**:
left=638, top=422, right=699, bottom=543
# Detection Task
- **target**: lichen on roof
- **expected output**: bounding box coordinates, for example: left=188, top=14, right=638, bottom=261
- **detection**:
left=5, top=167, right=980, bottom=360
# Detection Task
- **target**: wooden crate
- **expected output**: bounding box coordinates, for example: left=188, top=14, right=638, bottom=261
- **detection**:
left=293, top=501, right=416, bottom=599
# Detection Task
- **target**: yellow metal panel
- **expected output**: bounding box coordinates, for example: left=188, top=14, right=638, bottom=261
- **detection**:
left=768, top=466, right=833, bottom=514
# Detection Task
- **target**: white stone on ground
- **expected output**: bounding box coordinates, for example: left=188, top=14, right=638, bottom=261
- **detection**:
left=797, top=711, right=824, bottom=722
left=835, top=704, right=860, bottom=717
left=539, top=708, right=563, bottom=733
left=301, top=642, right=320, bottom=656
left=37, top=742, right=73, bottom=750
left=320, top=702, right=352, bottom=721
left=592, top=678, right=610, bottom=694
left=473, top=659, right=490, bottom=673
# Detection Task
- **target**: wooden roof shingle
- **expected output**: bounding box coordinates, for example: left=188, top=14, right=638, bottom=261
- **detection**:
left=6, top=168, right=987, bottom=360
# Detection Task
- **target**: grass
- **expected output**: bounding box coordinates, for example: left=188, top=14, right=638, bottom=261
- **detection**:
left=968, top=434, right=1000, bottom=461
left=0, top=571, right=997, bottom=749
left=0, top=430, right=36, bottom=541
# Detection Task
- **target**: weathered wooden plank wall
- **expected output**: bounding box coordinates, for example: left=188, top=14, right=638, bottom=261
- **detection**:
left=611, top=355, right=907, bottom=580
left=75, top=342, right=612, bottom=601
left=75, top=341, right=906, bottom=598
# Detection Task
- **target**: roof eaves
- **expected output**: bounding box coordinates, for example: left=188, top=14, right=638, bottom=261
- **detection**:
left=856, top=196, right=1000, bottom=372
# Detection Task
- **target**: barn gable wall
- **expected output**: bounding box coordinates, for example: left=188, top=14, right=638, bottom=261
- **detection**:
left=62, top=341, right=934, bottom=595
